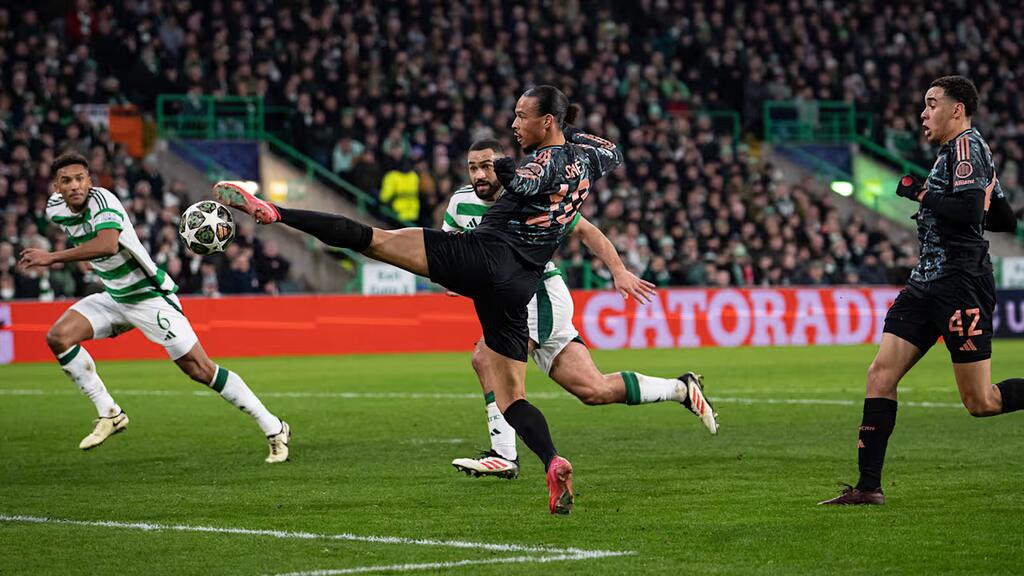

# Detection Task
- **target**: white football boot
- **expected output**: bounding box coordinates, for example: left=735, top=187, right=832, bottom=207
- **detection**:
left=265, top=421, right=290, bottom=463
left=79, top=411, right=129, bottom=450
left=452, top=450, right=519, bottom=479
left=678, top=372, right=718, bottom=435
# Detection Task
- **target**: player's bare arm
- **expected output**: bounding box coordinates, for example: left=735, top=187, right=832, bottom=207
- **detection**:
left=571, top=217, right=655, bottom=303
left=18, top=228, right=120, bottom=270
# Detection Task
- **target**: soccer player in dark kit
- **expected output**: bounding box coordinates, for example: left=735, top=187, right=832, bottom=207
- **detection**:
left=820, top=76, right=1021, bottom=505
left=214, top=85, right=622, bottom=514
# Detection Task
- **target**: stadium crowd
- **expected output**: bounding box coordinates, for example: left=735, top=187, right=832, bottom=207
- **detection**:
left=3, top=0, right=1022, bottom=298
left=0, top=80, right=290, bottom=300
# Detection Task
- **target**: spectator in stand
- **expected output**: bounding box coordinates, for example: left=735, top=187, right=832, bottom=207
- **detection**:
left=350, top=150, right=383, bottom=198
left=379, top=158, right=420, bottom=223
left=255, top=240, right=290, bottom=293
left=199, top=261, right=221, bottom=297
left=332, top=135, right=364, bottom=181
left=223, top=252, right=261, bottom=294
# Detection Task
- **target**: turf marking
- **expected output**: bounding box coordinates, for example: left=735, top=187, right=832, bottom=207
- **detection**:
left=0, top=514, right=632, bottom=576
left=0, top=388, right=966, bottom=408
left=272, top=552, right=623, bottom=576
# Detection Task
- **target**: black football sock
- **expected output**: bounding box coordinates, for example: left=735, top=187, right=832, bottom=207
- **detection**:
left=996, top=379, right=1024, bottom=414
left=855, top=397, right=898, bottom=492
left=502, top=399, right=557, bottom=470
left=275, top=206, right=373, bottom=251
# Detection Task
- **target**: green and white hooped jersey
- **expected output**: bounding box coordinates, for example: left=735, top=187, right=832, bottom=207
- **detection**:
left=442, top=185, right=578, bottom=280
left=46, top=187, right=178, bottom=304
left=441, top=185, right=492, bottom=232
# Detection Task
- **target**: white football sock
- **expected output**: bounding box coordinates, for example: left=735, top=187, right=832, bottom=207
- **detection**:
left=211, top=366, right=282, bottom=436
left=484, top=392, right=517, bottom=461
left=622, top=372, right=683, bottom=405
left=57, top=345, right=120, bottom=417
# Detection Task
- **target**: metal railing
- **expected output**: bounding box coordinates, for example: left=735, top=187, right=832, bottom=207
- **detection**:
left=156, top=95, right=265, bottom=140
left=155, top=94, right=411, bottom=228
left=764, top=100, right=860, bottom=143
left=694, top=110, right=741, bottom=144
left=260, top=132, right=410, bottom=226
left=852, top=135, right=929, bottom=179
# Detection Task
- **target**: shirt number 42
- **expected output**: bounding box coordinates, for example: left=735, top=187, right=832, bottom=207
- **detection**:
left=948, top=308, right=983, bottom=337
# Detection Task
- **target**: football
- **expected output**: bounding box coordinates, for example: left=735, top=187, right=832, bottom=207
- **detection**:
left=179, top=200, right=235, bottom=255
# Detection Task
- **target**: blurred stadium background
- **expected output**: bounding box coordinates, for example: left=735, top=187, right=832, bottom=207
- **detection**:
left=2, top=0, right=1021, bottom=304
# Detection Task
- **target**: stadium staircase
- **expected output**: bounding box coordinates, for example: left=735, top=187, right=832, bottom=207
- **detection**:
left=154, top=140, right=361, bottom=292
left=153, top=95, right=418, bottom=293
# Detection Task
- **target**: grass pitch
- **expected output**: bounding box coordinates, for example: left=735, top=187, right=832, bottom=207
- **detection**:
left=2, top=343, right=1023, bottom=575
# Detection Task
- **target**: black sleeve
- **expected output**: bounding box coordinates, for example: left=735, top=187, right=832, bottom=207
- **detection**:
left=985, top=192, right=1018, bottom=233
left=921, top=188, right=985, bottom=225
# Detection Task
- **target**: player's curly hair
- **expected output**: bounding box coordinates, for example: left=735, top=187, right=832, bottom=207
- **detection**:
left=522, top=85, right=581, bottom=127
left=52, top=150, right=90, bottom=174
left=930, top=75, right=979, bottom=117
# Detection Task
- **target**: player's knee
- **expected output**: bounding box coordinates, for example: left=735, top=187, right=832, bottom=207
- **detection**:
left=962, top=394, right=999, bottom=417
left=866, top=360, right=898, bottom=395
left=471, top=347, right=488, bottom=377
left=179, top=356, right=216, bottom=385
left=575, top=385, right=608, bottom=405
left=46, top=325, right=75, bottom=354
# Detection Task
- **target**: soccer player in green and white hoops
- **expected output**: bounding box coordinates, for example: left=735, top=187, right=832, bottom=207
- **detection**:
left=446, top=139, right=718, bottom=479
left=17, top=151, right=290, bottom=463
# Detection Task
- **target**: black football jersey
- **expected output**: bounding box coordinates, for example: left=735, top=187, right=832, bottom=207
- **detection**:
left=473, top=133, right=623, bottom=268
left=911, top=128, right=1003, bottom=285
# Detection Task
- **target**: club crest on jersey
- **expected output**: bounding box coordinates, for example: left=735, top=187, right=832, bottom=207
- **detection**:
left=955, top=161, right=974, bottom=179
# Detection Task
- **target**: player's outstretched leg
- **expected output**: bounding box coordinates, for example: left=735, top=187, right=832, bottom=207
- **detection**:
left=175, top=343, right=289, bottom=463
left=214, top=181, right=430, bottom=277
left=46, top=309, right=128, bottom=450
left=546, top=342, right=719, bottom=434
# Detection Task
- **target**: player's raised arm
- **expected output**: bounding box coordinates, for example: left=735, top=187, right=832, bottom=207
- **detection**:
left=570, top=216, right=655, bottom=303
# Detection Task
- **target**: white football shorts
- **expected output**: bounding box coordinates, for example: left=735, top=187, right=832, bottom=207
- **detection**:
left=528, top=273, right=581, bottom=375
left=71, top=292, right=199, bottom=360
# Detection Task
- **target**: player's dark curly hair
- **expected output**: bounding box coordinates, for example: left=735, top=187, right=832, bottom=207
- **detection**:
left=52, top=150, right=90, bottom=174
left=930, top=75, right=979, bottom=117
left=469, top=138, right=505, bottom=155
left=522, top=85, right=581, bottom=127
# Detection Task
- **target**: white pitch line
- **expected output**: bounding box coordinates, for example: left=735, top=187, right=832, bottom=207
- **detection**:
left=0, top=388, right=563, bottom=400
left=711, top=397, right=964, bottom=409
left=0, top=388, right=966, bottom=408
left=0, top=514, right=629, bottom=558
left=272, top=553, right=624, bottom=576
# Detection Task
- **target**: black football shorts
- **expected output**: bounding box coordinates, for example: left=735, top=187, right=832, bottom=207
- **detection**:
left=883, top=272, right=996, bottom=363
left=423, top=229, right=541, bottom=362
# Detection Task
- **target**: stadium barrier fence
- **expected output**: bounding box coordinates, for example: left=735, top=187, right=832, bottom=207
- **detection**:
left=5, top=288, right=1024, bottom=364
